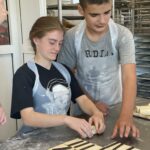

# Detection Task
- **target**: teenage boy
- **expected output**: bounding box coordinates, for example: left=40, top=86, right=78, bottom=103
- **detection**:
left=58, top=0, right=139, bottom=138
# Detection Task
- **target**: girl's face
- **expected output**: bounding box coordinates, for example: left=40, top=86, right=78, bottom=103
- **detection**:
left=34, top=30, right=64, bottom=62
left=0, top=0, right=8, bottom=24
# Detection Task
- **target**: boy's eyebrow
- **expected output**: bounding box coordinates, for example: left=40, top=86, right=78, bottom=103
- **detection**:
left=105, top=9, right=111, bottom=13
left=89, top=9, right=111, bottom=15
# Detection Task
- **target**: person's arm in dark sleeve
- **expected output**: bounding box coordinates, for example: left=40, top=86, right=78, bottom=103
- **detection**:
left=10, top=65, right=35, bottom=119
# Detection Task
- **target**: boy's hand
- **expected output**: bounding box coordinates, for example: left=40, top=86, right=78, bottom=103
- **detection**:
left=95, top=101, right=109, bottom=116
left=89, top=111, right=105, bottom=134
left=111, top=115, right=140, bottom=138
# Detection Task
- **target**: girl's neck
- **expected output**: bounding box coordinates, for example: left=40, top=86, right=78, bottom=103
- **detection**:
left=34, top=56, right=52, bottom=70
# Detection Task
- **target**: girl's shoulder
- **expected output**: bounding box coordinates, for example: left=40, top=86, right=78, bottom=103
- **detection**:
left=14, top=63, right=35, bottom=81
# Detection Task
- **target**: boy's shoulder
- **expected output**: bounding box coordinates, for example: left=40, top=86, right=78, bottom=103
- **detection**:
left=66, top=25, right=77, bottom=35
left=116, top=23, right=133, bottom=35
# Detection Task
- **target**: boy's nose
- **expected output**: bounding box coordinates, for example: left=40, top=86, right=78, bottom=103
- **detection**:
left=98, top=15, right=106, bottom=23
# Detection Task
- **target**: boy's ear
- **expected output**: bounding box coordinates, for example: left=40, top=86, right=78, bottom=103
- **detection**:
left=78, top=4, right=84, bottom=16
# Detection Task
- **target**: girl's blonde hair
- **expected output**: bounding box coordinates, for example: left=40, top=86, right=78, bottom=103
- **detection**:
left=29, top=16, right=64, bottom=53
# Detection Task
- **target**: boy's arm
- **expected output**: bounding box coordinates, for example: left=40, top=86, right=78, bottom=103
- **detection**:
left=112, top=64, right=140, bottom=138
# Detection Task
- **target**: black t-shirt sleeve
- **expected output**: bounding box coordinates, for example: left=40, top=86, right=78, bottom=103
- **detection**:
left=63, top=65, right=84, bottom=103
left=10, top=64, right=35, bottom=119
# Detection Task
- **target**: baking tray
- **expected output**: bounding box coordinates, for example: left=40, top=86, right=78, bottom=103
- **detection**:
left=137, top=91, right=150, bottom=99
left=133, top=103, right=150, bottom=120
left=136, top=62, right=150, bottom=68
left=136, top=51, right=150, bottom=55
left=138, top=80, right=150, bottom=85
left=135, top=44, right=150, bottom=49
left=136, top=56, right=150, bottom=61
left=137, top=73, right=150, bottom=79
left=133, top=112, right=150, bottom=120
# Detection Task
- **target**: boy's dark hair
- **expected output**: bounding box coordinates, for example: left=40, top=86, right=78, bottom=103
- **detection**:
left=79, top=0, right=111, bottom=9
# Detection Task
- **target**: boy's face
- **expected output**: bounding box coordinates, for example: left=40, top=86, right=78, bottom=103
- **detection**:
left=79, top=2, right=112, bottom=35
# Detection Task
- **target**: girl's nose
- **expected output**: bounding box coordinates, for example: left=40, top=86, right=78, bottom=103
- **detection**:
left=55, top=43, right=61, bottom=52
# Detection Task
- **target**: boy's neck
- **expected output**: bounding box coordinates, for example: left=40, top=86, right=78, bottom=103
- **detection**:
left=85, top=26, right=109, bottom=42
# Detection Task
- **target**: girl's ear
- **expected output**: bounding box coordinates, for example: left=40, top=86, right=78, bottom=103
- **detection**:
left=33, top=38, right=39, bottom=46
left=78, top=4, right=84, bottom=16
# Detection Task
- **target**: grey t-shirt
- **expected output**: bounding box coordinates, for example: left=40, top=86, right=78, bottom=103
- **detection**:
left=58, top=23, right=135, bottom=69
left=58, top=22, right=135, bottom=105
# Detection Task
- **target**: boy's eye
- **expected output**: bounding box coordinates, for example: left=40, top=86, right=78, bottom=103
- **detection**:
left=104, top=11, right=111, bottom=15
left=90, top=14, right=98, bottom=17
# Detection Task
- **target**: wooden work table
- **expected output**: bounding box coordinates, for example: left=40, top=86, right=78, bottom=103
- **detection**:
left=0, top=97, right=149, bottom=150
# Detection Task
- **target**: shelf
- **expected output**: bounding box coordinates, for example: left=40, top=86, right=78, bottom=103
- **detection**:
left=137, top=73, right=150, bottom=80
left=138, top=80, right=150, bottom=85
left=136, top=56, right=150, bottom=61
left=135, top=1, right=150, bottom=4
left=47, top=4, right=78, bottom=10
left=136, top=65, right=150, bottom=68
left=134, top=37, right=150, bottom=43
left=63, top=16, right=84, bottom=20
left=115, top=0, right=150, bottom=99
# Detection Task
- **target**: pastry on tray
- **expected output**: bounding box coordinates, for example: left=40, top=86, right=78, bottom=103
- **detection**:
left=133, top=103, right=150, bottom=120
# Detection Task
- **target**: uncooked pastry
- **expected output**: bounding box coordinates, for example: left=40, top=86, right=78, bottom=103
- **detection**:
left=91, top=125, right=96, bottom=135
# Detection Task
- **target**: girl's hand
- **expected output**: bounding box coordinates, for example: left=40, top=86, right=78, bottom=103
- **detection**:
left=64, top=116, right=93, bottom=139
left=0, top=106, right=7, bottom=125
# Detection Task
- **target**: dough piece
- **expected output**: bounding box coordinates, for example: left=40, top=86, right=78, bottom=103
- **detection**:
left=70, top=141, right=88, bottom=148
left=85, top=145, right=103, bottom=150
left=91, top=125, right=97, bottom=135
left=136, top=106, right=150, bottom=110
left=136, top=106, right=150, bottom=115
left=48, top=143, right=73, bottom=150
left=64, top=138, right=83, bottom=145
left=75, top=142, right=102, bottom=150
left=116, top=144, right=132, bottom=150
left=103, top=142, right=122, bottom=150
left=76, top=143, right=95, bottom=150
left=103, top=142, right=140, bottom=150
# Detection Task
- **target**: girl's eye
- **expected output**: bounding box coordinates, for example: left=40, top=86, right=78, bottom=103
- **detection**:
left=59, top=42, right=63, bottom=46
left=49, top=42, right=55, bottom=45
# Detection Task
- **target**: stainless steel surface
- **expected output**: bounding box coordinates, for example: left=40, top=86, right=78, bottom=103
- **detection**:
left=0, top=98, right=149, bottom=150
